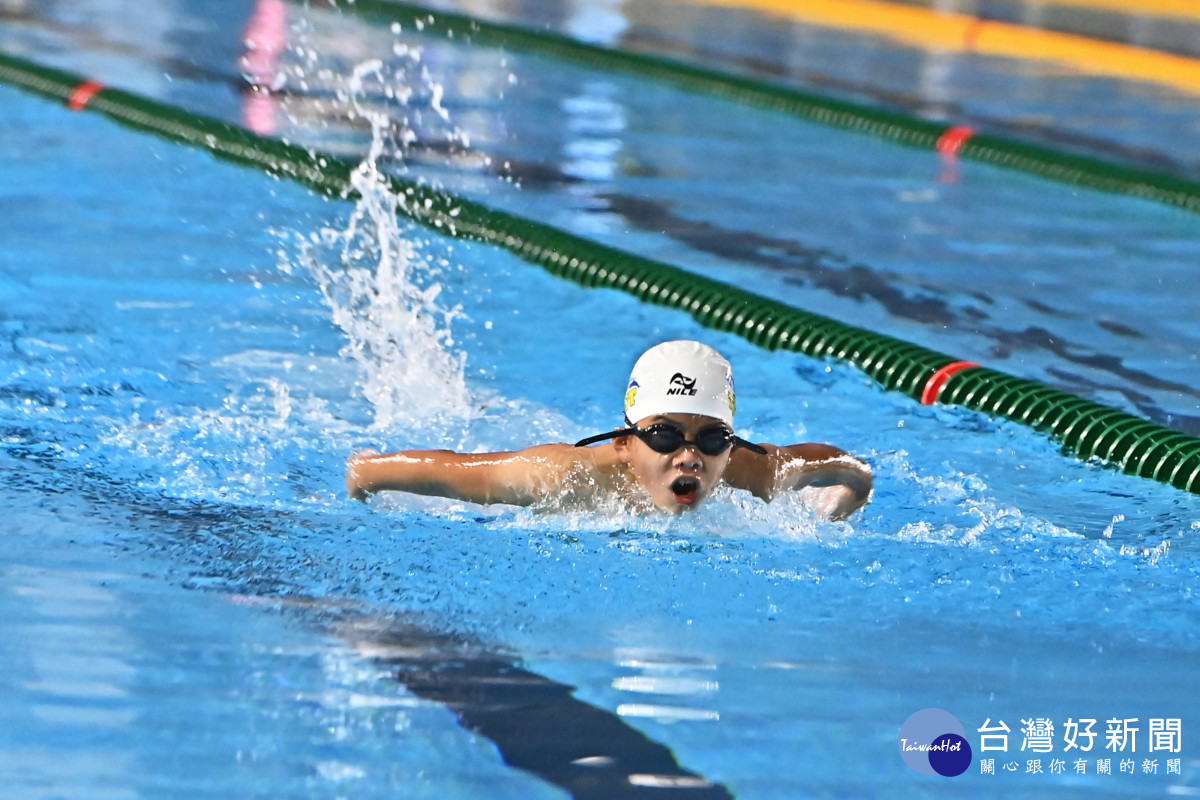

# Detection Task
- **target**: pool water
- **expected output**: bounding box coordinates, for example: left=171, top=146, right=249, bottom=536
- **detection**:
left=3, top=1, right=1200, bottom=798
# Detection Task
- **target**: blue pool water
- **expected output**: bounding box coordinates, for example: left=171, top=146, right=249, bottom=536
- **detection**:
left=3, top=1, right=1200, bottom=798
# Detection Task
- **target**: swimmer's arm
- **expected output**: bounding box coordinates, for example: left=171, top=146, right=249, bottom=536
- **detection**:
left=345, top=444, right=577, bottom=505
left=725, top=443, right=873, bottom=520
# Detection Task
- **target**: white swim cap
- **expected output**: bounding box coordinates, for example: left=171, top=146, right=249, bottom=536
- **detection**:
left=624, top=340, right=737, bottom=426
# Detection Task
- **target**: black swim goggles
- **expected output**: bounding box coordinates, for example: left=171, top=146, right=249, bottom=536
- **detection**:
left=574, top=422, right=767, bottom=456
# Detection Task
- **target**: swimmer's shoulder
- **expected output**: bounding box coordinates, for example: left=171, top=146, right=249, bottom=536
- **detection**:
left=472, top=441, right=624, bottom=510
left=523, top=440, right=628, bottom=492
left=521, top=440, right=623, bottom=474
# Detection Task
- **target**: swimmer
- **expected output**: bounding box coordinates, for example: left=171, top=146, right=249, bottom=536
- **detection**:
left=345, top=340, right=872, bottom=519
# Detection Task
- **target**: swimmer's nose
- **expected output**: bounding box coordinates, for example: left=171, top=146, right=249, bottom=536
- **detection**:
left=673, top=446, right=702, bottom=470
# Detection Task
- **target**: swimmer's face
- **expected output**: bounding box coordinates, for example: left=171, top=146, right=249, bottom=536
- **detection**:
left=613, top=413, right=733, bottom=512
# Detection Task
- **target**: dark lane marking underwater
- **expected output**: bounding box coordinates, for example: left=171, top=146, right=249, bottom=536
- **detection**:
left=353, top=620, right=736, bottom=799
left=0, top=443, right=735, bottom=800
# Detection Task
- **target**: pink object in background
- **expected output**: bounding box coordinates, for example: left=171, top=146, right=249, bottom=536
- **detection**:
left=240, top=0, right=286, bottom=134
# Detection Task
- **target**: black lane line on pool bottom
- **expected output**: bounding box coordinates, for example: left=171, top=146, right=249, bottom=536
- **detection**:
left=0, top=442, right=735, bottom=799
left=365, top=625, right=735, bottom=799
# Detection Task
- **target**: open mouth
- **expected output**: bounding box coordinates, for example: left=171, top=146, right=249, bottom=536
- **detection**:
left=669, top=476, right=701, bottom=505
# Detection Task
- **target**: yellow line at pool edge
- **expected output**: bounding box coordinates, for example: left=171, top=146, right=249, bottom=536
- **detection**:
left=680, top=0, right=1200, bottom=97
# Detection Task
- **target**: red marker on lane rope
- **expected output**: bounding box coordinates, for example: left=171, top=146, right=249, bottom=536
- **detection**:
left=936, top=125, right=976, bottom=159
left=920, top=361, right=979, bottom=405
left=67, top=79, right=105, bottom=111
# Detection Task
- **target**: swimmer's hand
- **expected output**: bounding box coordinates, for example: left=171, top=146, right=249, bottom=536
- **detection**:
left=345, top=449, right=379, bottom=502
left=797, top=483, right=869, bottom=521
left=725, top=442, right=872, bottom=519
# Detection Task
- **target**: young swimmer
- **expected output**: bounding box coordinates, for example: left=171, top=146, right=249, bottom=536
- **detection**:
left=345, top=340, right=872, bottom=518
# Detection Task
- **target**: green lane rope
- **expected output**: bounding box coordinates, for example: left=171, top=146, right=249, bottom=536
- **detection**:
left=340, top=0, right=1200, bottom=215
left=3, top=50, right=1198, bottom=494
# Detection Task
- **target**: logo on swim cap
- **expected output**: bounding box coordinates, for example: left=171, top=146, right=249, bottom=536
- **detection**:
left=666, top=373, right=698, bottom=396
left=624, top=380, right=640, bottom=413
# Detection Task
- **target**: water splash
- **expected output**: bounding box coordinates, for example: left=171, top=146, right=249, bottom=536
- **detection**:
left=286, top=58, right=472, bottom=430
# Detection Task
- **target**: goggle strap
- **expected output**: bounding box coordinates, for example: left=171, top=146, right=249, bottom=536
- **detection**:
left=573, top=428, right=638, bottom=448
left=731, top=435, right=768, bottom=455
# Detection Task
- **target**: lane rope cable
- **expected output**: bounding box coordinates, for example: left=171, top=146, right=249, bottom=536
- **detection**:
left=3, top=50, right=1199, bottom=495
